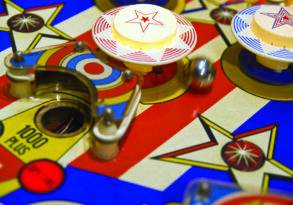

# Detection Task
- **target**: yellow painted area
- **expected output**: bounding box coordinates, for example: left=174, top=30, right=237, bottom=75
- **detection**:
left=102, top=90, right=134, bottom=105
left=0, top=101, right=89, bottom=163
left=269, top=159, right=293, bottom=176
left=200, top=115, right=234, bottom=139
left=27, top=34, right=42, bottom=51
left=37, top=47, right=61, bottom=65
left=0, top=179, right=19, bottom=197
left=124, top=62, right=153, bottom=73
left=166, top=0, right=186, bottom=14
left=262, top=174, right=270, bottom=193
left=46, top=5, right=72, bottom=40
left=0, top=27, right=10, bottom=31
left=4, top=0, right=24, bottom=12
left=160, top=157, right=229, bottom=171
left=267, top=126, right=277, bottom=159
left=205, top=0, right=228, bottom=6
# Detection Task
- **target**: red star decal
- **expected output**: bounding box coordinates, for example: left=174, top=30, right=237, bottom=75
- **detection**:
left=261, top=7, right=293, bottom=29
left=126, top=10, right=163, bottom=32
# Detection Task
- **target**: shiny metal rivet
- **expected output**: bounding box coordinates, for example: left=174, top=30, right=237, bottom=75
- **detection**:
left=75, top=41, right=85, bottom=52
left=101, top=108, right=115, bottom=126
left=123, top=70, right=133, bottom=81
left=188, top=57, right=216, bottom=89
left=13, top=50, right=24, bottom=62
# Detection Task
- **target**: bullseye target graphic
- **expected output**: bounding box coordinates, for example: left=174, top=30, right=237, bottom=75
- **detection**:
left=37, top=45, right=138, bottom=101
left=59, top=51, right=139, bottom=111
left=61, top=52, right=122, bottom=89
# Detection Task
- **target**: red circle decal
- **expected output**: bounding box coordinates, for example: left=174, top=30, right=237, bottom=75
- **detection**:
left=84, top=62, right=104, bottom=75
left=19, top=159, right=65, bottom=193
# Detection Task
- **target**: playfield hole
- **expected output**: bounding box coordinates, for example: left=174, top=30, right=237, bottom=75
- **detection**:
left=35, top=101, right=91, bottom=137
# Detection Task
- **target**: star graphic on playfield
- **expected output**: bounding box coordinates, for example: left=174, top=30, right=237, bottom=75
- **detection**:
left=126, top=10, right=163, bottom=32
left=261, top=7, right=293, bottom=29
left=153, top=115, right=293, bottom=192
left=0, top=0, right=71, bottom=51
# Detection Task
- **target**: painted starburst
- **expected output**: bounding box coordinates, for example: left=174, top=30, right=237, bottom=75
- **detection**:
left=210, top=7, right=238, bottom=25
left=0, top=0, right=71, bottom=51
left=222, top=140, right=265, bottom=171
left=8, top=13, right=44, bottom=33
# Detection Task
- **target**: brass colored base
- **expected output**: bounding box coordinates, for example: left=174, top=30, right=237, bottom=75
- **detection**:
left=9, top=81, right=32, bottom=98
left=221, top=44, right=293, bottom=101
left=285, top=0, right=293, bottom=6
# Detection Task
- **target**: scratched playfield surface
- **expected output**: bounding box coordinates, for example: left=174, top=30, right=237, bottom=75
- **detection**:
left=0, top=0, right=292, bottom=204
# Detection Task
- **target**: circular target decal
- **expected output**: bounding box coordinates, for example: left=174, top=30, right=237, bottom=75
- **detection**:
left=62, top=52, right=122, bottom=89
left=61, top=51, right=138, bottom=100
left=18, top=159, right=65, bottom=193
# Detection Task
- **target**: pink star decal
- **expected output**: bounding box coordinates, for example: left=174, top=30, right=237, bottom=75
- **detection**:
left=126, top=10, right=163, bottom=32
left=261, top=7, right=293, bottom=29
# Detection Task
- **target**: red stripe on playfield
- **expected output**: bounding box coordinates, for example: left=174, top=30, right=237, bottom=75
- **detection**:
left=0, top=76, right=16, bottom=108
left=70, top=60, right=236, bottom=177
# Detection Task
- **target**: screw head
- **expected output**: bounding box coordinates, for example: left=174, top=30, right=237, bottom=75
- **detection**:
left=123, top=70, right=133, bottom=81
left=101, top=108, right=115, bottom=126
left=13, top=50, right=24, bottom=62
left=75, top=41, right=85, bottom=52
